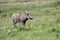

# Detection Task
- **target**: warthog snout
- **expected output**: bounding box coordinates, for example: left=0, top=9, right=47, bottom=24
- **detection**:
left=24, top=11, right=33, bottom=20
left=28, top=15, right=33, bottom=20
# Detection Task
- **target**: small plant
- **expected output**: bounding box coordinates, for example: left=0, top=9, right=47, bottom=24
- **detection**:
left=1, top=13, right=7, bottom=17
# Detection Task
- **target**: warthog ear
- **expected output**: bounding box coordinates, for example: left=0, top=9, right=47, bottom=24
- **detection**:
left=24, top=11, right=30, bottom=14
left=24, top=11, right=30, bottom=16
left=24, top=11, right=27, bottom=13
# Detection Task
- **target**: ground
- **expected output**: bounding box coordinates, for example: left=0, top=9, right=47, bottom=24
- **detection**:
left=0, top=0, right=60, bottom=40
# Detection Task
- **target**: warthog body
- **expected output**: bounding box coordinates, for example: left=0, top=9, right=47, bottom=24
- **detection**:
left=12, top=11, right=33, bottom=28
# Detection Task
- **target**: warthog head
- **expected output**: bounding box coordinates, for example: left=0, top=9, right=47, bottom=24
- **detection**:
left=24, top=11, right=33, bottom=20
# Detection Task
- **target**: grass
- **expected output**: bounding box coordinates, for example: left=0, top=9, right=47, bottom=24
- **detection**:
left=0, top=0, right=16, bottom=3
left=0, top=1, right=60, bottom=16
left=0, top=0, right=60, bottom=40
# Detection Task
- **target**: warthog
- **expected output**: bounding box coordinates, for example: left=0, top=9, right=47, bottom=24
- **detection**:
left=12, top=11, right=33, bottom=29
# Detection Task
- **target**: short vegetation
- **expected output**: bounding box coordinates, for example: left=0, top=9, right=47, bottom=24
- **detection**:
left=0, top=0, right=60, bottom=40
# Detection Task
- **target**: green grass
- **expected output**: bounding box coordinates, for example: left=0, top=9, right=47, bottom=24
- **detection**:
left=0, top=0, right=16, bottom=3
left=0, top=1, right=60, bottom=16
left=0, top=0, right=60, bottom=40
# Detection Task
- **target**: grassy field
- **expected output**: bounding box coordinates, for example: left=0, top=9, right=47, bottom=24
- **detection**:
left=0, top=0, right=60, bottom=40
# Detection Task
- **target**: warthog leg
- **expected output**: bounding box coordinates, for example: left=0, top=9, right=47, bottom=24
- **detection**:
left=12, top=20, right=17, bottom=28
left=20, top=21, right=26, bottom=30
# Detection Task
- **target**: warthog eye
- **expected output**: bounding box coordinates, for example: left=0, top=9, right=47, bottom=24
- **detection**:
left=25, top=13, right=29, bottom=16
left=27, top=14, right=29, bottom=16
